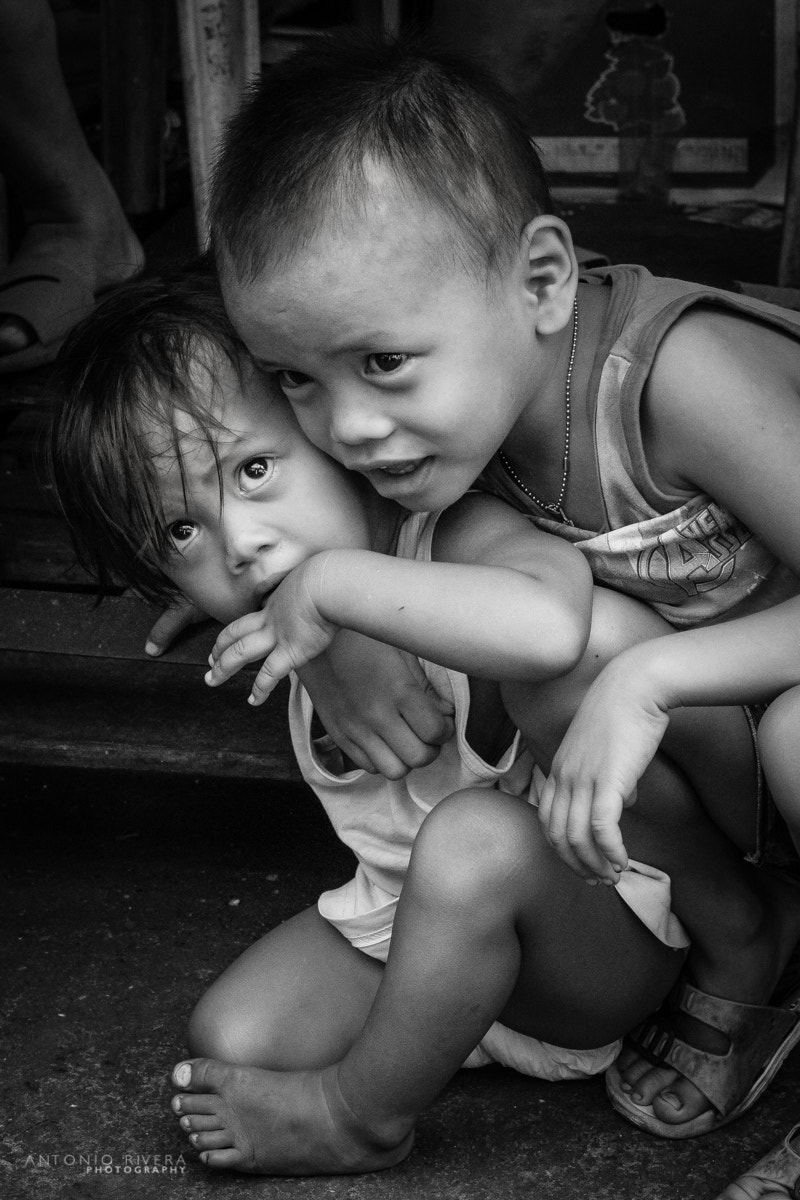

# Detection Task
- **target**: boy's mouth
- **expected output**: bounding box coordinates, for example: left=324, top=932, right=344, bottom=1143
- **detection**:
left=361, top=456, right=434, bottom=486
left=376, top=458, right=425, bottom=476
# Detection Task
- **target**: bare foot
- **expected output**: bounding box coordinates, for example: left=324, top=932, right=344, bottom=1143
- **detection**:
left=170, top=1057, right=415, bottom=1176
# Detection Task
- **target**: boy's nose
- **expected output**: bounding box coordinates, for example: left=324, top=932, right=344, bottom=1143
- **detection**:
left=328, top=392, right=394, bottom=447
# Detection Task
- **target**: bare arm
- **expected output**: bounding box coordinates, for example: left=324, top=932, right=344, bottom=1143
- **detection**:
left=539, top=307, right=800, bottom=878
left=207, top=493, right=593, bottom=703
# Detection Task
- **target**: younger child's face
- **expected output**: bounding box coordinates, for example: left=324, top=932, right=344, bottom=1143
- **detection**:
left=222, top=184, right=541, bottom=512
left=150, top=359, right=372, bottom=623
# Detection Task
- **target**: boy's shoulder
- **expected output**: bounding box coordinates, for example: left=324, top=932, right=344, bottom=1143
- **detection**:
left=583, top=263, right=800, bottom=371
left=431, top=492, right=548, bottom=565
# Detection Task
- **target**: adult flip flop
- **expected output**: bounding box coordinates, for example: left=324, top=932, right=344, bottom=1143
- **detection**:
left=0, top=263, right=98, bottom=375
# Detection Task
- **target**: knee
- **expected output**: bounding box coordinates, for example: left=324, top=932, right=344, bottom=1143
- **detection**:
left=757, top=687, right=800, bottom=783
left=186, top=984, right=263, bottom=1065
left=411, top=789, right=543, bottom=905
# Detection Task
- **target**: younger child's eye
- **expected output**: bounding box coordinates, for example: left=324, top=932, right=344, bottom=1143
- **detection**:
left=277, top=369, right=313, bottom=391
left=239, top=455, right=274, bottom=492
left=167, top=519, right=198, bottom=548
left=364, top=353, right=408, bottom=376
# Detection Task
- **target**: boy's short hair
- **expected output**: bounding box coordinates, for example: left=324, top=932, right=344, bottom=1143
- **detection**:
left=50, top=266, right=247, bottom=604
left=211, top=32, right=553, bottom=283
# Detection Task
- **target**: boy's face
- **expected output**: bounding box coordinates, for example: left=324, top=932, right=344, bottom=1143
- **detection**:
left=222, top=187, right=540, bottom=512
left=150, top=361, right=371, bottom=624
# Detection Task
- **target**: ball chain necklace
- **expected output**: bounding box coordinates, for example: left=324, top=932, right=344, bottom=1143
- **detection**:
left=499, top=296, right=578, bottom=527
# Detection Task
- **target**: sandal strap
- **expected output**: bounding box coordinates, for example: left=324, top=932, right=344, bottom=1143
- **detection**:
left=0, top=266, right=95, bottom=344
left=625, top=981, right=800, bottom=1116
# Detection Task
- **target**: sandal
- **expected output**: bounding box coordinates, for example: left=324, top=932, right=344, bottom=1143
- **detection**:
left=0, top=263, right=98, bottom=374
left=714, top=1123, right=800, bottom=1199
left=605, top=979, right=800, bottom=1139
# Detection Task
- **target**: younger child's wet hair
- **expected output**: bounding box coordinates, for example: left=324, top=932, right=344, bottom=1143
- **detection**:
left=49, top=265, right=248, bottom=604
left=211, top=31, right=553, bottom=284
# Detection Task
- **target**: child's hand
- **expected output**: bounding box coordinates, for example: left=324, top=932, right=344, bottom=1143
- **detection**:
left=145, top=600, right=210, bottom=657
left=536, top=655, right=672, bottom=884
left=298, top=634, right=455, bottom=778
left=206, top=560, right=336, bottom=704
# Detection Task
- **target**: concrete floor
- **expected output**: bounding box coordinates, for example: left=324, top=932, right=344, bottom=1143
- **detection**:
left=2, top=762, right=800, bottom=1200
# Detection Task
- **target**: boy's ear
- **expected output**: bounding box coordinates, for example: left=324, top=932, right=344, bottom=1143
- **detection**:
left=518, top=215, right=578, bottom=334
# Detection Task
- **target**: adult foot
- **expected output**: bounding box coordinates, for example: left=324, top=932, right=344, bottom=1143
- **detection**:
left=170, top=1057, right=415, bottom=1176
left=0, top=216, right=144, bottom=358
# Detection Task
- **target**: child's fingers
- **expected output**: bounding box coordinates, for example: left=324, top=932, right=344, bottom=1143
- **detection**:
left=145, top=602, right=207, bottom=657
left=540, top=781, right=612, bottom=883
left=247, top=649, right=296, bottom=705
left=209, top=611, right=268, bottom=665
left=206, top=631, right=276, bottom=686
left=565, top=792, right=623, bottom=883
left=398, top=656, right=456, bottom=746
left=533, top=767, right=555, bottom=824
left=589, top=787, right=630, bottom=873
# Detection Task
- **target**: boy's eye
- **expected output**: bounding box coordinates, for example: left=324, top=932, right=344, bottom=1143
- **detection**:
left=276, top=369, right=313, bottom=391
left=239, top=455, right=274, bottom=492
left=364, top=353, right=408, bottom=376
left=168, top=520, right=198, bottom=547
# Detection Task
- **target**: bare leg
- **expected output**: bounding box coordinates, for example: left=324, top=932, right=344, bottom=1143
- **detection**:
left=503, top=587, right=800, bottom=1132
left=709, top=692, right=800, bottom=1197
left=758, top=685, right=800, bottom=857
left=186, top=904, right=384, bottom=1071
left=0, top=0, right=143, bottom=353
left=171, top=777, right=757, bottom=1175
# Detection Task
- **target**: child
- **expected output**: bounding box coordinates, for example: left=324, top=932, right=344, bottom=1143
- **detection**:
left=49, top=273, right=795, bottom=1178
left=200, top=31, right=800, bottom=1161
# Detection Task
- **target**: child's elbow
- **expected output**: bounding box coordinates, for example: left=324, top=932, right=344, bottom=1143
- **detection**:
left=544, top=615, right=590, bottom=677
left=522, top=604, right=590, bottom=680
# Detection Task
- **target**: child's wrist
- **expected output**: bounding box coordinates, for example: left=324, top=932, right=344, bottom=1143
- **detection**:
left=299, top=549, right=337, bottom=615
left=607, top=641, right=681, bottom=711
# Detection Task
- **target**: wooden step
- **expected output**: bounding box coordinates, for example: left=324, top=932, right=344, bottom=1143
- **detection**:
left=1, top=589, right=299, bottom=779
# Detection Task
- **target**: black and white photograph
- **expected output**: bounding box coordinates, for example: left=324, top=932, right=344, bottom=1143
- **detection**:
left=2, top=2, right=800, bottom=1197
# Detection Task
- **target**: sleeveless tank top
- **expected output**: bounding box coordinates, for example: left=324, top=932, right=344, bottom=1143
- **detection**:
left=480, top=265, right=800, bottom=627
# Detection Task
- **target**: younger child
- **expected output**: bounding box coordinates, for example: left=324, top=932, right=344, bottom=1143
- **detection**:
left=203, top=32, right=800, bottom=1156
left=49, top=273, right=795, bottom=1178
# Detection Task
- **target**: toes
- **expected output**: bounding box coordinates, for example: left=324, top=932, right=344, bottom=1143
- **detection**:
left=180, top=1114, right=226, bottom=1133
left=172, top=1057, right=224, bottom=1093
left=627, top=1064, right=678, bottom=1105
left=172, top=1092, right=218, bottom=1116
left=615, top=1053, right=653, bottom=1093
left=200, top=1147, right=248, bottom=1171
left=0, top=317, right=34, bottom=354
left=650, top=1075, right=710, bottom=1125
left=191, top=1130, right=235, bottom=1152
